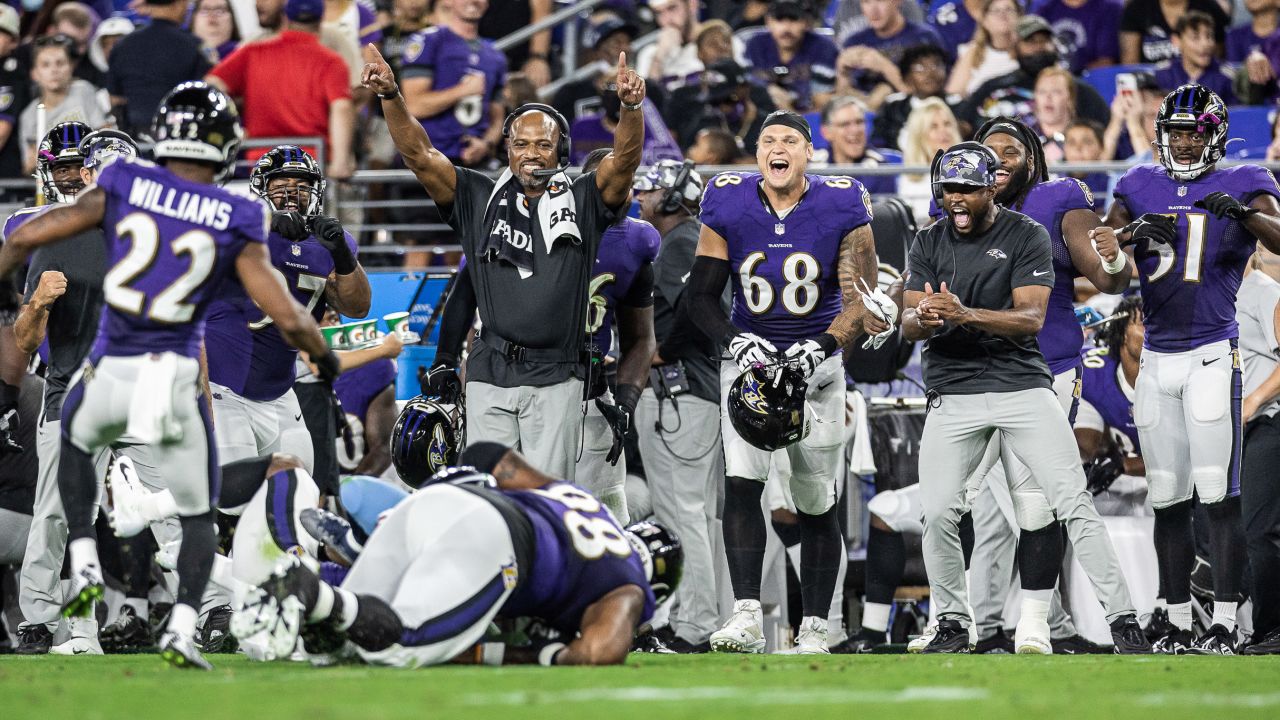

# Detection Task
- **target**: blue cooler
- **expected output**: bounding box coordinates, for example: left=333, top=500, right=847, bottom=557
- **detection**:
left=396, top=344, right=436, bottom=401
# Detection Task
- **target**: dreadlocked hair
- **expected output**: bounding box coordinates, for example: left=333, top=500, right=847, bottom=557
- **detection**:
left=974, top=116, right=1048, bottom=212
left=1098, top=294, right=1143, bottom=360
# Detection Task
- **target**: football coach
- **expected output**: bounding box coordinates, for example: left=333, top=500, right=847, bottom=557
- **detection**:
left=901, top=142, right=1136, bottom=652
left=361, top=44, right=645, bottom=480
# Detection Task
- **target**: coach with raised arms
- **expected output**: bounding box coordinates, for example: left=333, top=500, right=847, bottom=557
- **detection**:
left=361, top=44, right=645, bottom=481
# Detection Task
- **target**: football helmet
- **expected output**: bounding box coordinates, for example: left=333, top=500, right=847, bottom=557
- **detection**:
left=632, top=158, right=704, bottom=214
left=390, top=396, right=464, bottom=489
left=625, top=520, right=684, bottom=605
left=150, top=81, right=244, bottom=183
left=726, top=364, right=809, bottom=451
left=1154, top=84, right=1228, bottom=181
left=35, top=121, right=91, bottom=203
left=417, top=465, right=497, bottom=491
left=79, top=129, right=138, bottom=173
left=249, top=145, right=326, bottom=216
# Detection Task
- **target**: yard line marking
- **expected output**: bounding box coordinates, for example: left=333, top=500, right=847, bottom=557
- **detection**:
left=463, top=686, right=989, bottom=705
left=1137, top=692, right=1280, bottom=708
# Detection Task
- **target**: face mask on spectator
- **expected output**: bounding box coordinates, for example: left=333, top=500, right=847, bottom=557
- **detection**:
left=1018, top=52, right=1058, bottom=78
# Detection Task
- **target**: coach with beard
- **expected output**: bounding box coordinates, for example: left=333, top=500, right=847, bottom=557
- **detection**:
left=361, top=44, right=644, bottom=480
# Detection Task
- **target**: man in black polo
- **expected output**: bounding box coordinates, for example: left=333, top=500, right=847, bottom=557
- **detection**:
left=106, top=0, right=213, bottom=139
left=901, top=142, right=1140, bottom=653
left=362, top=45, right=644, bottom=480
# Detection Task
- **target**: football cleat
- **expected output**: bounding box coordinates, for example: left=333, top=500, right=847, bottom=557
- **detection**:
left=1187, top=624, right=1237, bottom=655
left=1051, top=634, right=1110, bottom=655
left=230, top=556, right=319, bottom=660
left=907, top=623, right=937, bottom=654
left=664, top=636, right=711, bottom=654
left=159, top=631, right=213, bottom=670
left=300, top=508, right=364, bottom=566
left=1152, top=628, right=1195, bottom=655
left=99, top=606, right=154, bottom=653
left=1014, top=617, right=1052, bottom=655
left=921, top=619, right=971, bottom=654
left=1111, top=614, right=1153, bottom=654
left=830, top=628, right=886, bottom=654
left=15, top=624, right=53, bottom=655
left=61, top=564, right=105, bottom=618
left=50, top=617, right=103, bottom=656
left=710, top=600, right=766, bottom=654
left=1242, top=627, right=1280, bottom=655
left=632, top=631, right=676, bottom=654
left=1142, top=607, right=1175, bottom=643
left=974, top=628, right=1014, bottom=654
left=108, top=455, right=151, bottom=538
left=777, top=616, right=829, bottom=655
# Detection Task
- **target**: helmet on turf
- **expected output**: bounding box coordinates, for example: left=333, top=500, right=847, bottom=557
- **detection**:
left=79, top=129, right=138, bottom=173
left=1154, top=84, right=1228, bottom=181
left=626, top=520, right=683, bottom=605
left=726, top=364, right=809, bottom=451
left=389, top=396, right=464, bottom=488
left=249, top=144, right=326, bottom=216
left=150, top=81, right=243, bottom=183
left=35, top=121, right=91, bottom=203
left=417, top=465, right=497, bottom=491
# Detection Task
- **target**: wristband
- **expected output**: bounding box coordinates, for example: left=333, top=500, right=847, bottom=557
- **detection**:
left=1101, top=252, right=1127, bottom=275
left=621, top=100, right=642, bottom=111
left=814, top=332, right=839, bottom=355
left=378, top=87, right=400, bottom=100
left=538, top=641, right=566, bottom=666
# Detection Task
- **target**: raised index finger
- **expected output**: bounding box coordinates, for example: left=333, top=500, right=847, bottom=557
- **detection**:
left=363, top=42, right=386, bottom=65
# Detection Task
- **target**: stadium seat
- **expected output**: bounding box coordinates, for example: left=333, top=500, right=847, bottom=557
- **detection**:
left=1081, top=64, right=1156, bottom=104
left=1226, top=105, right=1274, bottom=158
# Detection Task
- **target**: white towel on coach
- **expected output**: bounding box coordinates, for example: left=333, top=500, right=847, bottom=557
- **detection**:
left=484, top=168, right=580, bottom=279
left=126, top=352, right=183, bottom=444
left=845, top=390, right=876, bottom=476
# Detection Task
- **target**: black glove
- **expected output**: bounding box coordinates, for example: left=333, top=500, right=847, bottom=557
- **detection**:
left=309, top=216, right=357, bottom=275
left=0, top=380, right=22, bottom=456
left=1121, top=213, right=1177, bottom=250
left=271, top=210, right=310, bottom=241
left=594, top=384, right=639, bottom=467
left=1084, top=443, right=1125, bottom=496
left=313, top=350, right=341, bottom=384
left=1194, top=191, right=1259, bottom=221
left=421, top=361, right=462, bottom=405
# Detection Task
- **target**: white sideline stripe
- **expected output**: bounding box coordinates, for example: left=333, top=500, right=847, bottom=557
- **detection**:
left=1138, top=692, right=1280, bottom=708
left=463, top=686, right=990, bottom=705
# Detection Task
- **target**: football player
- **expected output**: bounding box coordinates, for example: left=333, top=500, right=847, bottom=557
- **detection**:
left=0, top=81, right=341, bottom=670
left=1095, top=84, right=1280, bottom=654
left=231, top=442, right=681, bottom=668
left=204, top=145, right=370, bottom=479
left=686, top=110, right=886, bottom=654
left=1075, top=296, right=1146, bottom=502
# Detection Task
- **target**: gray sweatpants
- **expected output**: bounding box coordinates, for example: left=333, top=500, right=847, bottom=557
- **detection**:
left=636, top=389, right=724, bottom=643
left=465, top=378, right=583, bottom=482
left=919, top=388, right=1134, bottom=626
left=0, top=507, right=32, bottom=566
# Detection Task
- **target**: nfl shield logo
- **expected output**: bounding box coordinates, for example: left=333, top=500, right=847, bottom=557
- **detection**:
left=775, top=223, right=786, bottom=235
left=291, top=244, right=301, bottom=257
left=1178, top=186, right=1187, bottom=197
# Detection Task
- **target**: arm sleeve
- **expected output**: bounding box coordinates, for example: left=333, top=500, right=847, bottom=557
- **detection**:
left=686, top=255, right=740, bottom=347
left=435, top=267, right=476, bottom=367
left=1010, top=222, right=1055, bottom=289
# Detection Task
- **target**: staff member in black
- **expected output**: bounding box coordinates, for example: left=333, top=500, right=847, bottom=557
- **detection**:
left=361, top=44, right=644, bottom=480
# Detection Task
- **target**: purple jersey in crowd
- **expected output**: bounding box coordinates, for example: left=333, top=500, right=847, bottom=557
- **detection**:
left=1226, top=24, right=1280, bottom=64
left=334, top=358, right=396, bottom=473
left=1017, top=177, right=1096, bottom=375
left=500, top=482, right=655, bottom=634
left=1080, top=345, right=1140, bottom=454
left=701, top=172, right=874, bottom=346
left=204, top=228, right=358, bottom=401
left=589, top=217, right=661, bottom=355
left=744, top=31, right=837, bottom=113
left=94, top=158, right=269, bottom=359
left=400, top=26, right=507, bottom=161
left=842, top=21, right=947, bottom=93
left=1115, top=163, right=1280, bottom=352
left=1031, top=0, right=1123, bottom=74
left=1153, top=60, right=1237, bottom=105
left=568, top=101, right=683, bottom=167
left=926, top=0, right=977, bottom=57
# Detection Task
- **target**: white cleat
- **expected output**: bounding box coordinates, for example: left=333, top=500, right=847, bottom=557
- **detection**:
left=908, top=623, right=936, bottom=654
left=1014, top=618, right=1053, bottom=655
left=777, top=616, right=829, bottom=655
left=50, top=616, right=103, bottom=655
left=108, top=455, right=150, bottom=538
left=159, top=631, right=213, bottom=670
left=710, top=599, right=766, bottom=654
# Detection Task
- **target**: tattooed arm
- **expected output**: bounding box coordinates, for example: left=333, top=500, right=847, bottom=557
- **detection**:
left=823, top=224, right=890, bottom=348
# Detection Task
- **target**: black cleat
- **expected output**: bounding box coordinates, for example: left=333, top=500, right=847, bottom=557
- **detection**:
left=198, top=605, right=238, bottom=654
left=921, top=619, right=971, bottom=654
left=1143, top=607, right=1175, bottom=643
left=99, top=606, right=154, bottom=653
left=632, top=631, right=676, bottom=654
left=1052, top=634, right=1110, bottom=655
left=1111, top=615, right=1152, bottom=654
left=974, top=628, right=1014, bottom=654
left=665, top=636, right=711, bottom=654
left=1152, top=628, right=1195, bottom=655
left=1242, top=627, right=1280, bottom=655
left=15, top=624, right=53, bottom=655
left=830, top=628, right=886, bottom=654
left=1187, top=624, right=1237, bottom=655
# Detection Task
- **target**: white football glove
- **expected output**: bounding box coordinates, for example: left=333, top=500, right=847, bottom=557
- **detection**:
left=784, top=337, right=828, bottom=378
left=857, top=278, right=898, bottom=350
left=728, top=332, right=778, bottom=371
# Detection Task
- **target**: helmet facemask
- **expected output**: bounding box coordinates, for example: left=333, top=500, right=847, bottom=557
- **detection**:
left=249, top=145, right=327, bottom=216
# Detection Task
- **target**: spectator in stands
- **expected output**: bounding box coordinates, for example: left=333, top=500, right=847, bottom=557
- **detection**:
left=871, top=42, right=962, bottom=149
left=687, top=126, right=745, bottom=164
left=392, top=0, right=505, bottom=167
left=693, top=19, right=737, bottom=73
left=945, top=0, right=1020, bottom=95
left=1265, top=110, right=1280, bottom=161
left=638, top=0, right=702, bottom=87
left=324, top=0, right=384, bottom=47
left=816, top=96, right=899, bottom=194
left=191, top=0, right=241, bottom=63
left=85, top=16, right=132, bottom=76
left=107, top=0, right=212, bottom=140
left=1119, top=0, right=1229, bottom=65
left=1230, top=0, right=1280, bottom=63
left=49, top=3, right=97, bottom=59
left=745, top=0, right=837, bottom=113
left=569, top=82, right=682, bottom=165
left=1153, top=11, right=1237, bottom=103
left=257, top=0, right=364, bottom=91
left=1034, top=0, right=1122, bottom=73
left=208, top=0, right=355, bottom=177
left=19, top=36, right=108, bottom=175
left=551, top=15, right=639, bottom=123
left=926, top=0, right=981, bottom=57
left=897, top=96, right=961, bottom=221
left=1031, top=66, right=1075, bottom=162
left=1102, top=70, right=1160, bottom=162
left=832, top=0, right=926, bottom=46
left=478, top=0, right=551, bottom=85
left=1063, top=118, right=1109, bottom=201
left=0, top=6, right=27, bottom=188
left=955, top=15, right=1109, bottom=131
left=668, top=59, right=775, bottom=153
left=381, top=0, right=433, bottom=65
left=841, top=0, right=946, bottom=97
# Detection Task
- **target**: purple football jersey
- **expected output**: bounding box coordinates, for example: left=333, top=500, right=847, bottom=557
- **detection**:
left=1017, top=178, right=1096, bottom=374
left=744, top=31, right=838, bottom=113
left=589, top=217, right=661, bottom=355
left=1031, top=0, right=1123, bottom=74
left=500, top=482, right=655, bottom=634
left=1080, top=346, right=1140, bottom=454
left=400, top=26, right=507, bottom=162
left=205, top=229, right=358, bottom=401
left=701, top=172, right=874, bottom=346
left=1115, top=163, right=1280, bottom=352
left=842, top=21, right=948, bottom=93
left=334, top=358, right=396, bottom=473
left=94, top=158, right=270, bottom=359
left=926, top=0, right=977, bottom=57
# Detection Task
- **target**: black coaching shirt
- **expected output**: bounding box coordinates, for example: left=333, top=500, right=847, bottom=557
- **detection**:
left=905, top=207, right=1055, bottom=395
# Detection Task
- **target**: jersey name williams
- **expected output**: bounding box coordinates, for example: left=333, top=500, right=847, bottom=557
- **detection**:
left=127, top=176, right=233, bottom=231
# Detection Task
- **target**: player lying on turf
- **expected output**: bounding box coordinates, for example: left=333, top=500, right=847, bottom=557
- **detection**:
left=230, top=442, right=683, bottom=667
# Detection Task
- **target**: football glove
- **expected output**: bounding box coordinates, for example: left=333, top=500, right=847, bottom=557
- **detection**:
left=728, top=332, right=777, bottom=371
left=784, top=333, right=837, bottom=378
left=313, top=351, right=341, bottom=384
left=857, top=278, right=898, bottom=350
left=1084, top=443, right=1125, bottom=496
left=309, top=216, right=357, bottom=274
left=0, top=381, right=22, bottom=456
left=1194, top=191, right=1259, bottom=221
left=1120, top=213, right=1176, bottom=250
left=594, top=399, right=630, bottom=466
left=421, top=362, right=462, bottom=405
left=270, top=210, right=310, bottom=241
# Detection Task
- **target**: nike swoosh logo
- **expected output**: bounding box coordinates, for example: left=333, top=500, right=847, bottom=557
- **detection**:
left=1032, top=270, right=1049, bottom=276
left=1202, top=358, right=1220, bottom=366
left=816, top=381, right=834, bottom=392
left=73, top=647, right=89, bottom=655
left=294, top=413, right=303, bottom=421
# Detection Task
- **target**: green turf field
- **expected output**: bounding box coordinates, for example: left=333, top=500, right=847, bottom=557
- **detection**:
left=3, top=653, right=1279, bottom=720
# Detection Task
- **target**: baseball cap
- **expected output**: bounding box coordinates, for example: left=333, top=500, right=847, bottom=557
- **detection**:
left=0, top=6, right=18, bottom=38
left=707, top=60, right=747, bottom=103
left=932, top=143, right=998, bottom=189
left=1016, top=15, right=1053, bottom=40
left=286, top=0, right=325, bottom=24
left=768, top=0, right=812, bottom=20
left=583, top=16, right=638, bottom=51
